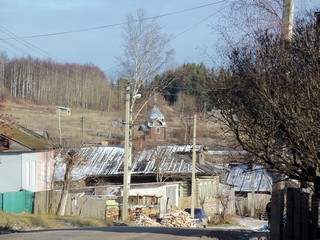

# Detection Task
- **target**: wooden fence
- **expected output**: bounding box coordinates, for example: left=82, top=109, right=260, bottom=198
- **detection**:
left=236, top=193, right=270, bottom=218
left=34, top=191, right=113, bottom=220
left=270, top=188, right=319, bottom=240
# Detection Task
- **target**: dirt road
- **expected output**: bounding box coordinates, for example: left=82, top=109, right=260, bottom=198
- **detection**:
left=1, top=226, right=268, bottom=240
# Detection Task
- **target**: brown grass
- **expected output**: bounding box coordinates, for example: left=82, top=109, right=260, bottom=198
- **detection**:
left=2, top=100, right=121, bottom=145
left=0, top=212, right=113, bottom=232
left=1, top=99, right=233, bottom=149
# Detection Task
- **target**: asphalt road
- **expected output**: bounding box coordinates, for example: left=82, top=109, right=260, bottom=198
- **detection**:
left=1, top=226, right=269, bottom=240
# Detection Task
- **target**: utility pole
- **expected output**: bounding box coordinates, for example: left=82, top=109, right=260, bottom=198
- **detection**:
left=281, top=0, right=294, bottom=41
left=122, top=85, right=130, bottom=221
left=58, top=108, right=62, bottom=145
left=56, top=106, right=71, bottom=146
left=80, top=116, right=85, bottom=144
left=191, top=114, right=197, bottom=219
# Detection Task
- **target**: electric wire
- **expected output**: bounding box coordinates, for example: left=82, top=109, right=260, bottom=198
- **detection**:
left=0, top=26, right=110, bottom=87
left=1, top=0, right=228, bottom=40
left=104, top=1, right=231, bottom=72
left=0, top=0, right=229, bottom=76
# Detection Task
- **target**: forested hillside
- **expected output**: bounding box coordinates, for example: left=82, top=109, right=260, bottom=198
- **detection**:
left=0, top=53, right=118, bottom=111
left=0, top=52, right=227, bottom=114
left=0, top=52, right=235, bottom=148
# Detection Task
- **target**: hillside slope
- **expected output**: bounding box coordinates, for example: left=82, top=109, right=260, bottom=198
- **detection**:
left=1, top=99, right=235, bottom=149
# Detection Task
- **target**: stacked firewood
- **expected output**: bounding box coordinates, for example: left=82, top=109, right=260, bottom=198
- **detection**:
left=106, top=206, right=120, bottom=220
left=134, top=209, right=197, bottom=228
left=134, top=214, right=161, bottom=226
left=160, top=210, right=196, bottom=228
left=129, top=205, right=158, bottom=220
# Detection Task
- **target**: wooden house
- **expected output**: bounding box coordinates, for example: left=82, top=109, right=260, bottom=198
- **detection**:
left=0, top=124, right=55, bottom=193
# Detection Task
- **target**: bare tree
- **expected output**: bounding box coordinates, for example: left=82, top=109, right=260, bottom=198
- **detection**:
left=152, top=145, right=171, bottom=183
left=56, top=149, right=75, bottom=216
left=214, top=0, right=311, bottom=64
left=117, top=8, right=175, bottom=172
left=55, top=137, right=88, bottom=216
left=175, top=94, right=198, bottom=143
left=217, top=185, right=234, bottom=223
left=207, top=14, right=320, bottom=192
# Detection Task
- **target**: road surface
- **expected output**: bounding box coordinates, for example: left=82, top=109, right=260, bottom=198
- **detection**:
left=1, top=226, right=268, bottom=240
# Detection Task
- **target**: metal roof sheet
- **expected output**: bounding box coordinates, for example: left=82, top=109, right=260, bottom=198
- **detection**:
left=55, top=145, right=217, bottom=181
left=146, top=105, right=165, bottom=119
left=224, top=164, right=272, bottom=192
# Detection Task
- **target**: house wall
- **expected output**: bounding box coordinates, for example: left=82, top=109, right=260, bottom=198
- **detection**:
left=0, top=151, right=54, bottom=193
left=145, top=127, right=166, bottom=141
left=38, top=151, right=54, bottom=191
left=0, top=153, right=22, bottom=192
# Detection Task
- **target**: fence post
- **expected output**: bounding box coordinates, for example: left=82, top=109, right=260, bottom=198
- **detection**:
left=285, top=188, right=294, bottom=240
left=270, top=189, right=285, bottom=240
left=293, top=189, right=301, bottom=240
left=311, top=195, right=319, bottom=240
left=300, top=192, right=310, bottom=240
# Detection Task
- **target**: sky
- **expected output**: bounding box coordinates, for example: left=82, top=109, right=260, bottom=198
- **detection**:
left=0, top=0, right=319, bottom=78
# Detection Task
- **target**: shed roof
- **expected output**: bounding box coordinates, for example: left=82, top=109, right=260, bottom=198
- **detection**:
left=224, top=164, right=273, bottom=192
left=0, top=124, right=53, bottom=151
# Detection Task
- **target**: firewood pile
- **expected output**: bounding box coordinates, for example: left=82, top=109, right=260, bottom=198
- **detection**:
left=134, top=214, right=161, bottom=226
left=160, top=210, right=197, bottom=227
left=129, top=205, right=158, bottom=220
left=106, top=206, right=120, bottom=220
left=134, top=209, right=197, bottom=228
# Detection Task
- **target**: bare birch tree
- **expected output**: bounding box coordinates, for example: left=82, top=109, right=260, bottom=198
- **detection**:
left=117, top=8, right=175, bottom=170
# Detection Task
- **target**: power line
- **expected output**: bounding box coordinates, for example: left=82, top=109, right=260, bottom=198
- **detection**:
left=2, top=0, right=228, bottom=40
left=0, top=26, right=64, bottom=61
left=171, top=2, right=231, bottom=40
left=104, top=1, right=230, bottom=73
left=0, top=27, right=111, bottom=86
left=0, top=1, right=229, bottom=78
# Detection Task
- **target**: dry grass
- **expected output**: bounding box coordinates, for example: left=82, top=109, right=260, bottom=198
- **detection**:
left=1, top=100, right=122, bottom=145
left=0, top=212, right=113, bottom=232
left=0, top=99, right=233, bottom=149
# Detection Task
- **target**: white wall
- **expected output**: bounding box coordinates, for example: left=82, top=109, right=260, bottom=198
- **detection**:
left=0, top=151, right=52, bottom=193
left=0, top=154, right=22, bottom=192
left=22, top=152, right=39, bottom=192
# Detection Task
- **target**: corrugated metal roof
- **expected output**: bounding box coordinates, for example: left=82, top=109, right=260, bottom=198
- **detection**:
left=55, top=145, right=218, bottom=181
left=224, top=164, right=272, bottom=192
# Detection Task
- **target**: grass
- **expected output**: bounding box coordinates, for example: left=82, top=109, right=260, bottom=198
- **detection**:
left=0, top=212, right=113, bottom=233
left=1, top=99, right=232, bottom=149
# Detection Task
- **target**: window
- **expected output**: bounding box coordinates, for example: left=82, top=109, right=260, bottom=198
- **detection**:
left=155, top=127, right=160, bottom=134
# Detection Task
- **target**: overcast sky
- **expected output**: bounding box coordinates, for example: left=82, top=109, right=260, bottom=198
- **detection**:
left=0, top=0, right=319, bottom=77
